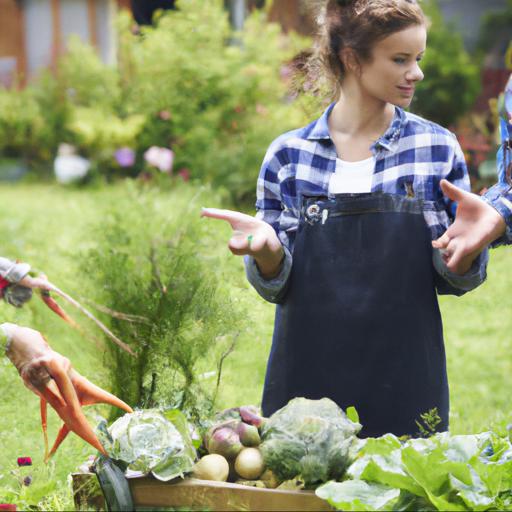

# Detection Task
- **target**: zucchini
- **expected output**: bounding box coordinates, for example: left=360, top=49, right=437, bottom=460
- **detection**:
left=94, top=455, right=134, bottom=511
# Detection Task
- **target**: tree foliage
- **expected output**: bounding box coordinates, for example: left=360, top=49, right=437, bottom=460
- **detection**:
left=411, top=0, right=480, bottom=127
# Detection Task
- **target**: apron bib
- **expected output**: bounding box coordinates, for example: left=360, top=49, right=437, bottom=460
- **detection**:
left=262, top=193, right=449, bottom=438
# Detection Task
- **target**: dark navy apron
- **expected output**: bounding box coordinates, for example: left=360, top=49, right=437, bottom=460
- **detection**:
left=261, top=193, right=449, bottom=438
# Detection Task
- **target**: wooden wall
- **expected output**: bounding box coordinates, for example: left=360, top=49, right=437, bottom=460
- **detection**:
left=267, top=0, right=315, bottom=35
left=0, top=0, right=26, bottom=86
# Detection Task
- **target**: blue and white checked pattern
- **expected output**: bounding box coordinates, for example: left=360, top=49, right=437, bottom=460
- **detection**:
left=255, top=103, right=469, bottom=254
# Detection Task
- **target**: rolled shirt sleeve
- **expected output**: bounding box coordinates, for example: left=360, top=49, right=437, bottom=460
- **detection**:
left=482, top=144, right=512, bottom=246
left=433, top=247, right=488, bottom=296
left=0, top=322, right=16, bottom=354
left=434, top=134, right=488, bottom=295
left=0, top=257, right=30, bottom=283
left=243, top=137, right=298, bottom=303
left=244, top=245, right=292, bottom=304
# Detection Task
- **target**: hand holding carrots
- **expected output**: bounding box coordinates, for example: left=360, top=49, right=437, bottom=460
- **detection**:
left=201, top=208, right=285, bottom=279
left=3, top=322, right=132, bottom=461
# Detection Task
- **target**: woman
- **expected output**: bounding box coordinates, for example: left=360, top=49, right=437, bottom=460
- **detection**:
left=202, top=0, right=488, bottom=437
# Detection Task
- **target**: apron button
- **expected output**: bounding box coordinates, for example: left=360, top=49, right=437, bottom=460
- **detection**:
left=305, top=204, right=322, bottom=224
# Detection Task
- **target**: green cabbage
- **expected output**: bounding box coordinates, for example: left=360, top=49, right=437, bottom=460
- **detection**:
left=260, top=397, right=361, bottom=486
left=98, top=409, right=196, bottom=481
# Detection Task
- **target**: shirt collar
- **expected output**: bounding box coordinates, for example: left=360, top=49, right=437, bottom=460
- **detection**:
left=306, top=102, right=406, bottom=152
left=305, top=102, right=336, bottom=141
left=374, top=106, right=406, bottom=151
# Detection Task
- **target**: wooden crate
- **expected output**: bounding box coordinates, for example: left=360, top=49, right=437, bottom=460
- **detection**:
left=72, top=473, right=333, bottom=511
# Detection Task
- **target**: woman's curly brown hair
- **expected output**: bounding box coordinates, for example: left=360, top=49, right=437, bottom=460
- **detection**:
left=292, top=0, right=426, bottom=99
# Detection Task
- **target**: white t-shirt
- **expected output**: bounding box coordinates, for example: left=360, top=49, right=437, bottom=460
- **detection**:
left=328, top=156, right=375, bottom=194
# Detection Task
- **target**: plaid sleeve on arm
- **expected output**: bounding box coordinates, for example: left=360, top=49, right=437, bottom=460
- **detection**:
left=0, top=257, right=31, bottom=283
left=482, top=145, right=512, bottom=246
left=244, top=141, right=295, bottom=304
left=443, top=135, right=471, bottom=218
left=434, top=135, right=488, bottom=295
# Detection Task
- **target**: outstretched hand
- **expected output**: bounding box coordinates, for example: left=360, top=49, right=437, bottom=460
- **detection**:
left=201, top=207, right=284, bottom=278
left=432, top=179, right=506, bottom=274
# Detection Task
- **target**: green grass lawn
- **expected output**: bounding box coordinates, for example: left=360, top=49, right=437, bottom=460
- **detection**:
left=0, top=182, right=510, bottom=509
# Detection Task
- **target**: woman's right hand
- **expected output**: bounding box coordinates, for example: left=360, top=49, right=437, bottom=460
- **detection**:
left=201, top=207, right=285, bottom=279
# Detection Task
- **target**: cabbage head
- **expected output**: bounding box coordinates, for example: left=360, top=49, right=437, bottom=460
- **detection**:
left=98, top=409, right=196, bottom=481
left=260, top=398, right=361, bottom=486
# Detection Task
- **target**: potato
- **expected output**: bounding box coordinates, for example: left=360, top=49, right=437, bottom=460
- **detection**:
left=234, top=447, right=265, bottom=480
left=193, top=454, right=229, bottom=482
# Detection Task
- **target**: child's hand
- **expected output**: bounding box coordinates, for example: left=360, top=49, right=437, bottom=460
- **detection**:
left=201, top=207, right=284, bottom=278
left=432, top=179, right=506, bottom=274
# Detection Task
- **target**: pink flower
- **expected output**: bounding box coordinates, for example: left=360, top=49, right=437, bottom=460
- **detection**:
left=177, top=168, right=190, bottom=182
left=144, top=146, right=174, bottom=174
left=0, top=504, right=17, bottom=511
left=159, top=110, right=171, bottom=121
left=17, top=457, right=32, bottom=467
left=115, top=147, right=136, bottom=167
left=256, top=103, right=268, bottom=116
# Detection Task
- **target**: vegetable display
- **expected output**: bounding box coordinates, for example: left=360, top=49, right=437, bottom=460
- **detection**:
left=89, top=399, right=512, bottom=511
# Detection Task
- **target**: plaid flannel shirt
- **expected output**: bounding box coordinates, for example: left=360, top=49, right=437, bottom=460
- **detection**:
left=245, top=103, right=488, bottom=303
left=483, top=133, right=512, bottom=245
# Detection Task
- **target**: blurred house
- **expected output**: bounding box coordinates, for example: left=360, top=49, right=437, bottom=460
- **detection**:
left=0, top=0, right=131, bottom=87
left=0, top=0, right=510, bottom=90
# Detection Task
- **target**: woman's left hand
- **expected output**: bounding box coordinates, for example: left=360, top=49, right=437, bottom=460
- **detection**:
left=432, top=179, right=506, bottom=274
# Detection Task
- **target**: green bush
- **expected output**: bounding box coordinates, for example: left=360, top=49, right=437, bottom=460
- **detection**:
left=477, top=0, right=512, bottom=54
left=1, top=0, right=309, bottom=200
left=411, top=0, right=481, bottom=127
left=116, top=1, right=308, bottom=202
left=0, top=87, right=45, bottom=160
left=82, top=182, right=244, bottom=420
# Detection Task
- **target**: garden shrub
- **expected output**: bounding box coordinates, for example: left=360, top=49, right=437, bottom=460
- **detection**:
left=3, top=0, right=309, bottom=199
left=82, top=182, right=244, bottom=420
left=0, top=87, right=46, bottom=160
left=115, top=1, right=308, bottom=202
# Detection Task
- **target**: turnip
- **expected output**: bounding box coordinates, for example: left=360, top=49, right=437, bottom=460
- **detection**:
left=234, top=447, right=265, bottom=480
left=193, top=454, right=229, bottom=482
left=239, top=406, right=266, bottom=429
left=207, top=427, right=243, bottom=460
left=237, top=422, right=261, bottom=447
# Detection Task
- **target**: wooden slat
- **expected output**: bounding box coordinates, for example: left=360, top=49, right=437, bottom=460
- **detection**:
left=129, top=477, right=333, bottom=511
left=0, top=0, right=27, bottom=86
left=16, top=0, right=27, bottom=85
left=87, top=0, right=98, bottom=48
left=267, top=0, right=314, bottom=35
left=50, top=0, right=61, bottom=71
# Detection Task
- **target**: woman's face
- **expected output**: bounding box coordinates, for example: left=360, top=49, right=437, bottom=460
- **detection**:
left=355, top=24, right=427, bottom=108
